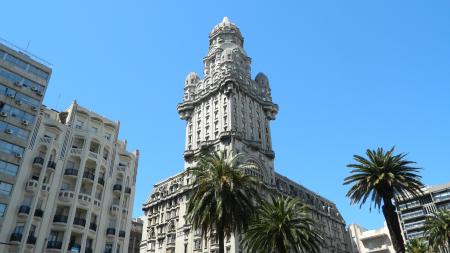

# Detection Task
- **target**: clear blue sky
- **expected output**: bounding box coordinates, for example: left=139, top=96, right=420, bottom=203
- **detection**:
left=2, top=1, right=449, bottom=230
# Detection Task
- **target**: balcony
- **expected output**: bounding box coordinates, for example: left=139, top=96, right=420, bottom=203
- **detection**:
left=58, top=190, right=76, bottom=202
left=18, top=205, right=31, bottom=217
left=26, top=235, right=37, bottom=245
left=41, top=184, right=50, bottom=196
left=68, top=243, right=82, bottom=252
left=70, top=147, right=83, bottom=156
left=26, top=179, right=39, bottom=192
left=83, top=171, right=95, bottom=181
left=53, top=214, right=68, bottom=224
left=113, top=184, right=122, bottom=193
left=98, top=177, right=105, bottom=186
left=89, top=222, right=97, bottom=231
left=85, top=248, right=93, bottom=253
left=110, top=204, right=120, bottom=216
left=10, top=233, right=23, bottom=243
left=34, top=209, right=44, bottom=218
left=47, top=160, right=56, bottom=170
left=125, top=187, right=131, bottom=194
left=47, top=241, right=63, bottom=249
left=93, top=199, right=101, bottom=210
left=33, top=156, right=44, bottom=168
left=78, top=192, right=92, bottom=206
left=119, top=230, right=126, bottom=238
left=40, top=136, right=52, bottom=144
left=88, top=151, right=98, bottom=160
left=73, top=217, right=86, bottom=227
left=106, top=228, right=116, bottom=237
left=117, top=165, right=126, bottom=173
left=64, top=168, right=78, bottom=177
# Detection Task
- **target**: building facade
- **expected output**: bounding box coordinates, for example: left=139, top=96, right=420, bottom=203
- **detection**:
left=140, top=17, right=350, bottom=253
left=396, top=182, right=450, bottom=241
left=0, top=101, right=139, bottom=253
left=348, top=223, right=395, bottom=253
left=0, top=39, right=52, bottom=227
left=129, top=217, right=144, bottom=253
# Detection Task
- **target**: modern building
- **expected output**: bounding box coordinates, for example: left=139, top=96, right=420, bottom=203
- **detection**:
left=129, top=217, right=144, bottom=253
left=396, top=182, right=450, bottom=242
left=348, top=223, right=395, bottom=253
left=0, top=39, right=52, bottom=227
left=140, top=17, right=350, bottom=253
left=0, top=100, right=139, bottom=253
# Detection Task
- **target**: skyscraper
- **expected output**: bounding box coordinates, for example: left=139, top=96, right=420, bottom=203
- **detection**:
left=141, top=17, right=350, bottom=253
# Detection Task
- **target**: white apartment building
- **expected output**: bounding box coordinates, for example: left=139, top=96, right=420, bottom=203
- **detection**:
left=0, top=101, right=139, bottom=253
left=140, top=17, right=351, bottom=253
left=348, top=224, right=395, bottom=253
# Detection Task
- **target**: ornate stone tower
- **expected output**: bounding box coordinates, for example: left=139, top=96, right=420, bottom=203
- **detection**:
left=141, top=18, right=351, bottom=253
left=177, top=17, right=278, bottom=184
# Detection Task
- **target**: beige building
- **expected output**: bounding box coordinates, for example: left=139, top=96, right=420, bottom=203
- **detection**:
left=140, top=17, right=350, bottom=253
left=129, top=217, right=144, bottom=253
left=0, top=101, right=139, bottom=253
left=0, top=39, right=52, bottom=226
left=348, top=224, right=394, bottom=253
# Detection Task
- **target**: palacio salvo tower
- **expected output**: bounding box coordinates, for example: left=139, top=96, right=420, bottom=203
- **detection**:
left=141, top=17, right=351, bottom=253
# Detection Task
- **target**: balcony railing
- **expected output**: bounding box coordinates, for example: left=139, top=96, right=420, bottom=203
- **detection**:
left=73, top=217, right=86, bottom=227
left=10, top=233, right=22, bottom=242
left=33, top=156, right=44, bottom=167
left=64, top=168, right=79, bottom=176
left=113, top=184, right=122, bottom=192
left=18, top=205, right=31, bottom=215
left=34, top=209, right=44, bottom=218
left=47, top=241, right=63, bottom=249
left=106, top=228, right=116, bottom=236
left=47, top=160, right=56, bottom=169
left=53, top=214, right=68, bottom=223
left=89, top=222, right=97, bottom=231
left=26, top=235, right=37, bottom=244
left=83, top=171, right=95, bottom=181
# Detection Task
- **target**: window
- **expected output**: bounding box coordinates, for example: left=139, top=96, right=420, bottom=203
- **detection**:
left=0, top=160, right=18, bottom=176
left=0, top=203, right=6, bottom=217
left=75, top=120, right=84, bottom=129
left=13, top=223, right=25, bottom=234
left=0, top=181, right=13, bottom=196
left=90, top=126, right=98, bottom=133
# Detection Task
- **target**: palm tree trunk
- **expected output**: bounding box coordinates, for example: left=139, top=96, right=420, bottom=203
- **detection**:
left=382, top=196, right=405, bottom=253
left=217, top=223, right=225, bottom=253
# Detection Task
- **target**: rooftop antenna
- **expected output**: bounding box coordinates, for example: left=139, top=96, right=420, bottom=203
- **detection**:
left=25, top=40, right=31, bottom=52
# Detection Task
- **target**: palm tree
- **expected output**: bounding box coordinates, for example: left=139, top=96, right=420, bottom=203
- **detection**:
left=406, top=238, right=430, bottom=253
left=424, top=209, right=450, bottom=252
left=343, top=147, right=424, bottom=253
left=186, top=151, right=261, bottom=253
left=243, top=196, right=322, bottom=253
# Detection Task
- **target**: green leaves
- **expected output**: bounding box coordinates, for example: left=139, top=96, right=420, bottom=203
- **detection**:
left=243, top=196, right=322, bottom=253
left=186, top=151, right=261, bottom=252
left=424, top=209, right=450, bottom=252
left=406, top=238, right=430, bottom=253
left=343, top=146, right=424, bottom=210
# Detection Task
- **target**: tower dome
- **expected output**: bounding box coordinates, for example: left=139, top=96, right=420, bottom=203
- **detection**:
left=185, top=72, right=199, bottom=86
left=255, top=72, right=269, bottom=87
left=209, top=17, right=244, bottom=48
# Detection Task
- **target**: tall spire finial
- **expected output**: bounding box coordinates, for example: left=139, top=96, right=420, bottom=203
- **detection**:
left=222, top=16, right=230, bottom=24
